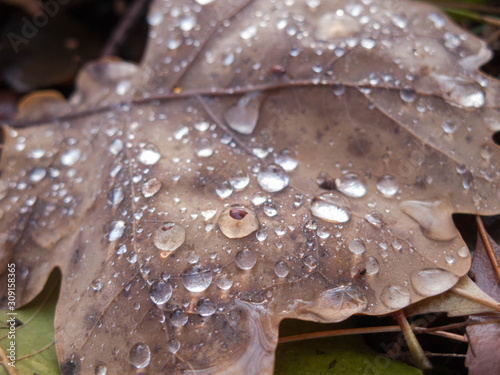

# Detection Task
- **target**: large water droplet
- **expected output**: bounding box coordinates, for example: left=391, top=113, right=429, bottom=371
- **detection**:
left=274, top=149, right=298, bottom=171
left=348, top=239, right=366, bottom=255
left=129, top=343, right=150, bottom=369
left=274, top=261, right=289, bottom=278
left=218, top=205, right=259, bottom=239
left=182, top=264, right=212, bottom=292
left=376, top=175, right=399, bottom=197
left=196, top=298, right=217, bottom=316
left=257, top=164, right=289, bottom=193
left=108, top=221, right=125, bottom=241
left=224, top=93, right=261, bottom=135
left=229, top=170, right=250, bottom=190
left=311, top=192, right=351, bottom=223
left=138, top=149, right=160, bottom=165
left=150, top=280, right=172, bottom=305
left=380, top=285, right=411, bottom=310
left=410, top=269, right=459, bottom=296
left=153, top=222, right=186, bottom=252
left=235, top=249, right=257, bottom=270
left=400, top=200, right=457, bottom=241
left=335, top=173, right=367, bottom=198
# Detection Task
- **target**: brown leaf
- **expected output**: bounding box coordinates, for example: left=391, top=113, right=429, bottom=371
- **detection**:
left=2, top=0, right=500, bottom=373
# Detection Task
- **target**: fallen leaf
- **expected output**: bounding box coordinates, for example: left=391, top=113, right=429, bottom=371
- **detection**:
left=1, top=0, right=500, bottom=373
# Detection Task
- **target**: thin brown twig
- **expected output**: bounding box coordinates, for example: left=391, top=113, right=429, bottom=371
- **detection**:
left=15, top=341, right=55, bottom=361
left=0, top=344, right=17, bottom=375
left=422, top=1, right=500, bottom=16
left=451, top=286, right=500, bottom=313
left=425, top=330, right=468, bottom=343
left=424, top=352, right=467, bottom=358
left=475, top=215, right=500, bottom=281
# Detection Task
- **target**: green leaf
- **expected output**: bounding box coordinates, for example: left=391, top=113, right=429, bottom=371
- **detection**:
left=0, top=270, right=60, bottom=375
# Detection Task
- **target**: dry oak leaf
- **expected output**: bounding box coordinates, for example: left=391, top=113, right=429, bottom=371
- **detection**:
left=2, top=0, right=500, bottom=373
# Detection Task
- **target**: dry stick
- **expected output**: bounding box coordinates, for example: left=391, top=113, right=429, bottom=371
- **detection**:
left=475, top=215, right=500, bottom=281
left=451, top=286, right=500, bottom=313
left=15, top=341, right=55, bottom=361
left=0, top=344, right=17, bottom=375
left=100, top=0, right=149, bottom=58
left=425, top=330, right=468, bottom=343
left=394, top=310, right=433, bottom=371
left=425, top=352, right=467, bottom=358
left=422, top=1, right=500, bottom=15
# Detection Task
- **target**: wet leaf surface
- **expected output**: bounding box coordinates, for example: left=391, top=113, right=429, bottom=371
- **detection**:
left=1, top=0, right=500, bottom=373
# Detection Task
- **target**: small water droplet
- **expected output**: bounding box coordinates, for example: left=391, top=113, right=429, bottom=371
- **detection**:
left=182, top=264, right=212, bottom=292
left=216, top=274, right=233, bottom=290
left=138, top=149, right=161, bottom=165
left=194, top=121, right=210, bottom=132
left=218, top=205, right=259, bottom=238
left=174, top=126, right=189, bottom=140
left=153, top=222, right=186, bottom=252
left=60, top=148, right=81, bottom=166
left=400, top=88, right=416, bottom=103
left=215, top=179, right=233, bottom=198
left=457, top=246, right=469, bottom=258
left=229, top=170, right=250, bottom=190
left=196, top=138, right=214, bottom=157
left=335, top=173, right=367, bottom=198
left=95, top=365, right=107, bottom=375
left=376, top=175, right=399, bottom=197
left=333, top=84, right=345, bottom=96
left=365, top=257, right=380, bottom=275
left=108, top=221, right=125, bottom=241
left=303, top=255, right=318, bottom=270
left=29, top=168, right=46, bottom=183
left=256, top=229, right=267, bottom=241
left=263, top=202, right=278, bottom=217
left=196, top=298, right=217, bottom=316
left=360, top=38, right=376, bottom=49
left=274, top=261, right=289, bottom=278
left=257, top=164, right=289, bottom=193
left=170, top=309, right=188, bottom=327
left=274, top=149, right=298, bottom=171
left=311, top=192, right=352, bottom=223
left=168, top=339, right=180, bottom=354
left=129, top=343, right=150, bottom=369
left=442, top=121, right=458, bottom=134
left=224, top=93, right=261, bottom=135
left=142, top=178, right=161, bottom=197
left=380, top=285, right=411, bottom=309
left=179, top=14, right=196, bottom=31
left=109, top=139, right=123, bottom=155
left=240, top=25, right=257, bottom=39
left=235, top=249, right=257, bottom=270
left=410, top=268, right=459, bottom=296
left=150, top=280, right=172, bottom=305
left=348, top=239, right=366, bottom=255
left=91, top=279, right=103, bottom=292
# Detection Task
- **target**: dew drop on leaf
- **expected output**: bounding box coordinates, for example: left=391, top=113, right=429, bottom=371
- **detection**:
left=257, top=164, right=289, bottom=192
left=235, top=249, right=257, bottom=270
left=311, top=192, right=352, bottom=223
left=129, top=343, right=151, bottom=369
left=152, top=222, right=186, bottom=252
left=335, top=173, right=367, bottom=198
left=380, top=285, right=411, bottom=309
left=218, top=205, right=259, bottom=238
left=274, top=261, right=289, bottom=278
left=181, top=264, right=212, bottom=292
left=376, top=174, right=399, bottom=197
left=142, top=178, right=162, bottom=198
left=348, top=239, right=366, bottom=255
left=274, top=149, right=298, bottom=171
left=410, top=268, right=459, bottom=296
left=150, top=280, right=172, bottom=305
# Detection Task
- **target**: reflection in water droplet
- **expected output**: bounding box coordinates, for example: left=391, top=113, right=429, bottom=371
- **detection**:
left=218, top=205, right=259, bottom=238
left=224, top=93, right=261, bottom=135
left=348, top=239, right=366, bottom=255
left=365, top=257, right=380, bottom=275
left=240, top=25, right=257, bottom=39
left=197, top=298, right=217, bottom=316
left=400, top=200, right=457, bottom=241
left=311, top=192, right=351, bottom=223
left=182, top=264, right=212, bottom=292
left=257, top=165, right=289, bottom=192
left=196, top=138, right=214, bottom=157
left=138, top=149, right=161, bottom=165
left=215, top=179, right=233, bottom=198
left=60, top=148, right=81, bottom=166
left=229, top=170, right=250, bottom=190
left=235, top=249, right=257, bottom=270
left=109, top=139, right=123, bottom=155
left=108, top=221, right=125, bottom=241
left=170, top=309, right=188, bottom=327
left=380, top=285, right=411, bottom=309
left=335, top=173, right=367, bottom=198
left=376, top=174, right=399, bottom=196
left=153, top=222, right=186, bottom=252
left=150, top=280, right=172, bottom=305
left=263, top=202, right=278, bottom=217
left=129, top=343, right=151, bottom=369
left=410, top=268, right=459, bottom=296
left=274, top=261, right=289, bottom=278
left=274, top=149, right=298, bottom=171
left=142, top=178, right=161, bottom=197
left=303, top=255, right=318, bottom=270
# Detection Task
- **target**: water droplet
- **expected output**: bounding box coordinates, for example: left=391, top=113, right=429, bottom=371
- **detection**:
left=263, top=202, right=278, bottom=217
left=150, top=280, right=172, bottom=305
left=229, top=170, right=250, bottom=190
left=142, top=178, right=161, bottom=197
left=109, top=139, right=123, bottom=155
left=274, top=261, right=289, bottom=278
left=361, top=38, right=376, bottom=49
left=251, top=192, right=267, bottom=206
left=392, top=241, right=403, bottom=251
left=411, top=268, right=459, bottom=296
left=365, top=257, right=380, bottom=275
left=201, top=204, right=217, bottom=220
left=153, top=222, right=186, bottom=252
left=215, top=179, right=233, bottom=198
left=256, top=229, right=267, bottom=241
left=274, top=149, right=298, bottom=171
left=335, top=173, right=367, bottom=198
left=168, top=339, right=180, bottom=354
left=216, top=274, right=233, bottom=290
left=95, top=365, right=107, bottom=375
left=391, top=14, right=408, bottom=28
left=348, top=239, right=366, bottom=255
left=257, top=164, right=289, bottom=193
left=174, top=126, right=189, bottom=140
left=170, top=309, right=188, bottom=327
left=195, top=0, right=215, bottom=4
left=138, top=149, right=160, bottom=165
left=129, top=343, right=150, bottom=369
left=108, top=221, right=125, bottom=241
left=442, top=121, right=458, bottom=134
left=376, top=175, right=399, bottom=197
left=182, top=264, right=212, bottom=292
left=400, top=200, right=457, bottom=241
left=235, top=249, right=257, bottom=270
left=91, top=279, right=103, bottom=292
left=224, top=93, right=261, bottom=135
left=196, top=298, right=216, bottom=316
left=0, top=180, right=8, bottom=201
left=29, top=168, right=46, bottom=183
left=400, top=88, right=416, bottom=103
left=196, top=138, right=214, bottom=157
left=306, top=0, right=321, bottom=8
left=240, top=25, right=257, bottom=39
left=60, top=148, right=81, bottom=166
left=380, top=285, right=411, bottom=309
left=303, top=255, right=318, bottom=270
left=333, top=84, right=345, bottom=96
left=218, top=205, right=259, bottom=239
left=311, top=192, right=351, bottom=223
left=179, top=14, right=196, bottom=31
left=457, top=246, right=469, bottom=258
